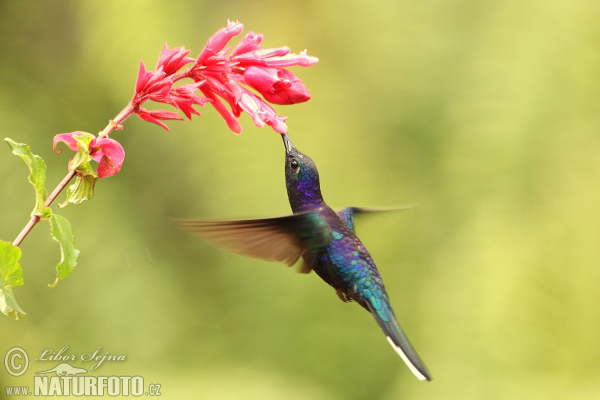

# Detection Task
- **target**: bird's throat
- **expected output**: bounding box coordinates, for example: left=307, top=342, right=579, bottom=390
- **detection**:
left=287, top=179, right=324, bottom=213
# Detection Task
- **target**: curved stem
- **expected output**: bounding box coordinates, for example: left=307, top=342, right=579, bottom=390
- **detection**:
left=13, top=216, right=40, bottom=247
left=12, top=170, right=77, bottom=247
left=45, top=170, right=77, bottom=208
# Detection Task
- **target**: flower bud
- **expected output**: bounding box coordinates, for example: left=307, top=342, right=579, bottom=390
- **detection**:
left=243, top=66, right=310, bottom=105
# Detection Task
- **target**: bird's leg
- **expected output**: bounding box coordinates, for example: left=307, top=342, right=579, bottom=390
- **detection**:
left=336, top=289, right=353, bottom=303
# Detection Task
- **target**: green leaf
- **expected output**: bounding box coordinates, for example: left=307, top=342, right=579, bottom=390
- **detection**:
left=68, top=132, right=96, bottom=171
left=59, top=174, right=97, bottom=207
left=59, top=132, right=99, bottom=207
left=48, top=214, right=80, bottom=288
left=0, top=241, right=27, bottom=319
left=5, top=138, right=51, bottom=219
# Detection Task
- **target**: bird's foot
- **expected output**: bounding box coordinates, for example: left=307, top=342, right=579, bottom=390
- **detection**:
left=336, top=289, right=353, bottom=303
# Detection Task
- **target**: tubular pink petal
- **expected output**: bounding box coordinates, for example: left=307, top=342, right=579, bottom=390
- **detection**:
left=158, top=43, right=170, bottom=60
left=174, top=81, right=204, bottom=96
left=202, top=76, right=232, bottom=100
left=234, top=47, right=291, bottom=66
left=231, top=32, right=263, bottom=57
left=237, top=89, right=288, bottom=133
left=138, top=112, right=171, bottom=131
left=255, top=46, right=291, bottom=58
left=148, top=110, right=184, bottom=121
left=200, top=87, right=242, bottom=134
left=243, top=66, right=280, bottom=94
left=268, top=115, right=288, bottom=134
left=261, top=50, right=319, bottom=67
left=135, top=61, right=153, bottom=93
left=243, top=67, right=311, bottom=105
left=156, top=43, right=173, bottom=69
left=197, top=20, right=244, bottom=64
left=173, top=99, right=197, bottom=119
left=157, top=44, right=195, bottom=75
left=237, top=92, right=264, bottom=128
left=171, top=82, right=210, bottom=119
left=143, top=68, right=171, bottom=94
left=148, top=81, right=176, bottom=104
left=137, top=108, right=183, bottom=131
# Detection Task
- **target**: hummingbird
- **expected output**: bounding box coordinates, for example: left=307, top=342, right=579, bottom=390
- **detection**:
left=179, top=134, right=431, bottom=381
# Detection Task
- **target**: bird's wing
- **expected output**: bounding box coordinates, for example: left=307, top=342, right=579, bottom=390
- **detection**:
left=176, top=212, right=332, bottom=272
left=337, top=205, right=418, bottom=232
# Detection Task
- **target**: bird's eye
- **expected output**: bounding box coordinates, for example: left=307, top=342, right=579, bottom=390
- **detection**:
left=291, top=159, right=299, bottom=169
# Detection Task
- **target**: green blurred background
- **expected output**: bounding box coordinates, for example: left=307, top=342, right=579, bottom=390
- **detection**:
left=1, top=0, right=600, bottom=398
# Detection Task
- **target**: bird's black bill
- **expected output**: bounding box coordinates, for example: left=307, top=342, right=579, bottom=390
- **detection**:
left=282, top=134, right=297, bottom=154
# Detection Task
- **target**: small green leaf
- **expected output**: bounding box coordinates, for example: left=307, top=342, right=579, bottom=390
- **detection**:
left=69, top=132, right=96, bottom=171
left=59, top=132, right=98, bottom=207
left=59, top=174, right=98, bottom=207
left=0, top=241, right=27, bottom=319
left=49, top=214, right=80, bottom=288
left=5, top=138, right=51, bottom=219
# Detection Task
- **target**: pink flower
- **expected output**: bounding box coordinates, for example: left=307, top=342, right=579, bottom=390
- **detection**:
left=53, top=132, right=125, bottom=178
left=189, top=20, right=318, bottom=134
left=136, top=109, right=184, bottom=131
left=196, top=20, right=244, bottom=64
left=169, top=82, right=211, bottom=119
left=129, top=22, right=317, bottom=133
left=243, top=67, right=310, bottom=105
left=132, top=48, right=209, bottom=130
left=198, top=88, right=243, bottom=134
left=91, top=138, right=125, bottom=178
left=237, top=89, right=288, bottom=134
left=133, top=62, right=173, bottom=105
left=156, top=44, right=195, bottom=75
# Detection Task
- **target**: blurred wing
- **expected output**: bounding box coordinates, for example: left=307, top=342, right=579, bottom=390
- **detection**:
left=337, top=205, right=417, bottom=232
left=177, top=212, right=331, bottom=272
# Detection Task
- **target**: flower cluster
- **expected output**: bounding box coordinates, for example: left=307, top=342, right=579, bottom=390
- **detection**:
left=131, top=20, right=318, bottom=134
left=131, top=49, right=209, bottom=130
left=53, top=20, right=317, bottom=180
left=188, top=20, right=318, bottom=134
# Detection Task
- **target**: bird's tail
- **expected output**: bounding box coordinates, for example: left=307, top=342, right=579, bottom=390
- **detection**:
left=367, top=302, right=432, bottom=381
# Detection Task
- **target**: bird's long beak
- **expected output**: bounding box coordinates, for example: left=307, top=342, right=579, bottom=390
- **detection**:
left=281, top=134, right=297, bottom=154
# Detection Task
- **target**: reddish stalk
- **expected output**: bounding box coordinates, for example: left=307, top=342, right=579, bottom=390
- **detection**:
left=98, top=104, right=135, bottom=138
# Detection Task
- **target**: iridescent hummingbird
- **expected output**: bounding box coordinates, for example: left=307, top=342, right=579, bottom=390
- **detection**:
left=179, top=134, right=431, bottom=381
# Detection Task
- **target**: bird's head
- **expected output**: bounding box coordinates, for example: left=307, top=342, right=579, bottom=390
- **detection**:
left=281, top=134, right=323, bottom=211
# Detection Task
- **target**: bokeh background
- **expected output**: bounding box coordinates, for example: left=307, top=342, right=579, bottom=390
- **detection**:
left=1, top=1, right=600, bottom=398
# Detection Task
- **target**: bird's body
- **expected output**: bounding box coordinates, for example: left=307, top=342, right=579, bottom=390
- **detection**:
left=180, top=134, right=431, bottom=381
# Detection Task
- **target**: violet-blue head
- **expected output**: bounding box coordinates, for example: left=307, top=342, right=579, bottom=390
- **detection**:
left=282, top=133, right=324, bottom=213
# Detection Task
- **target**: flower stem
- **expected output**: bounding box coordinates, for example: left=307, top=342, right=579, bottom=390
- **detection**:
left=98, top=104, right=134, bottom=138
left=13, top=216, right=40, bottom=247
left=46, top=170, right=77, bottom=208
left=12, top=170, right=77, bottom=247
